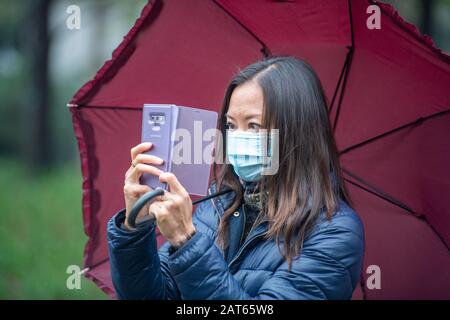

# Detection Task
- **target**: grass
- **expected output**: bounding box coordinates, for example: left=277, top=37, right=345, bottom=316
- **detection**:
left=0, top=157, right=108, bottom=299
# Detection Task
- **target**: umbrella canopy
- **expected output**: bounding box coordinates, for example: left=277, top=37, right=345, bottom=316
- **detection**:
left=69, top=0, right=450, bottom=299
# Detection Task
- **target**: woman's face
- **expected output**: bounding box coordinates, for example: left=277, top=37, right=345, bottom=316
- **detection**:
left=226, top=81, right=263, bottom=132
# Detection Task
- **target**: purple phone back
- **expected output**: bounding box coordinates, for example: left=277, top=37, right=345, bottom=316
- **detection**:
left=140, top=104, right=217, bottom=196
left=140, top=104, right=178, bottom=189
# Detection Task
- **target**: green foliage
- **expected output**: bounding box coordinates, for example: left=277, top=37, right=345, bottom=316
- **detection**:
left=0, top=158, right=108, bottom=299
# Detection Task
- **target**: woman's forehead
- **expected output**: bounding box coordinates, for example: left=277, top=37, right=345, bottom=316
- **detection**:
left=228, top=81, right=263, bottom=118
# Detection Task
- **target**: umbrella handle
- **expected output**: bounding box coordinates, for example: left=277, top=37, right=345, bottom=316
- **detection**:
left=126, top=187, right=234, bottom=229
left=127, top=187, right=165, bottom=229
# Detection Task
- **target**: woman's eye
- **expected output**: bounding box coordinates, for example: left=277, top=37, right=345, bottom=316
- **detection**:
left=225, top=122, right=236, bottom=130
left=249, top=122, right=261, bottom=131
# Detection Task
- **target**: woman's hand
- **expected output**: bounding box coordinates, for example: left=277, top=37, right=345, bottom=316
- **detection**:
left=149, top=172, right=195, bottom=247
left=123, top=142, right=164, bottom=229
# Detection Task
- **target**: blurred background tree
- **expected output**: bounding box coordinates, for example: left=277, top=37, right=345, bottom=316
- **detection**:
left=22, top=0, right=52, bottom=173
left=385, top=0, right=450, bottom=49
left=0, top=0, right=146, bottom=299
left=0, top=0, right=448, bottom=299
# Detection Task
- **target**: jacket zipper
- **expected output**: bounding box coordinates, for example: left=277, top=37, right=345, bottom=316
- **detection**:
left=228, top=224, right=266, bottom=268
left=238, top=205, right=246, bottom=248
left=208, top=186, right=266, bottom=268
left=208, top=186, right=221, bottom=218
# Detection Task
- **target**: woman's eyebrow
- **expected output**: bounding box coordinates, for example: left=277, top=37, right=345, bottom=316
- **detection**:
left=225, top=113, right=235, bottom=120
left=245, top=114, right=262, bottom=121
left=225, top=112, right=261, bottom=120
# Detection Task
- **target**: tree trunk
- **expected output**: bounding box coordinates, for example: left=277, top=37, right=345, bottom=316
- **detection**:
left=421, top=0, right=433, bottom=36
left=22, top=0, right=51, bottom=173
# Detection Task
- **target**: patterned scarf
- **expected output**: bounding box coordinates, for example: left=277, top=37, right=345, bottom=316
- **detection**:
left=241, top=180, right=268, bottom=213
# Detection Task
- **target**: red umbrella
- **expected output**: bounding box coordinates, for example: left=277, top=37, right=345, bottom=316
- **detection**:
left=69, top=0, right=450, bottom=299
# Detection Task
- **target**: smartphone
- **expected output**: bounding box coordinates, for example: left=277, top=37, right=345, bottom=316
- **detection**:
left=140, top=104, right=179, bottom=189
left=140, top=104, right=217, bottom=197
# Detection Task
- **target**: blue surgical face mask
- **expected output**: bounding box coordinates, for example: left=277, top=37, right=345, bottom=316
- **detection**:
left=226, top=130, right=272, bottom=182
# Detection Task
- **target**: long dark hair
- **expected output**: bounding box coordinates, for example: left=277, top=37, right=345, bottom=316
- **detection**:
left=213, top=56, right=350, bottom=269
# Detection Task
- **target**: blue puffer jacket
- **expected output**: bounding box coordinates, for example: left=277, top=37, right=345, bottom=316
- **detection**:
left=107, top=183, right=365, bottom=300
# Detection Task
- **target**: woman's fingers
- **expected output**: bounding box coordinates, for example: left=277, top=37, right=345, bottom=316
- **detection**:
left=159, top=172, right=189, bottom=198
left=134, top=153, right=164, bottom=166
left=126, top=144, right=189, bottom=222
left=126, top=143, right=165, bottom=183
left=127, top=163, right=164, bottom=183
left=150, top=200, right=173, bottom=223
left=150, top=173, right=194, bottom=246
left=123, top=184, right=151, bottom=199
left=130, top=142, right=152, bottom=161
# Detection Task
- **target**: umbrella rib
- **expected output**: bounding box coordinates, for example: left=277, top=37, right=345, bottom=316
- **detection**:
left=329, top=48, right=351, bottom=114
left=76, top=104, right=142, bottom=110
left=344, top=169, right=450, bottom=251
left=339, top=108, right=450, bottom=155
left=332, top=47, right=354, bottom=133
left=211, top=0, right=271, bottom=57
left=343, top=168, right=416, bottom=214
left=348, top=0, right=355, bottom=48
left=85, top=257, right=110, bottom=272
left=332, top=0, right=355, bottom=132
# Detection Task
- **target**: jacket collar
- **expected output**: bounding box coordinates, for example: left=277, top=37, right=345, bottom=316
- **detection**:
left=208, top=182, right=236, bottom=217
left=209, top=169, right=338, bottom=213
left=207, top=182, right=273, bottom=224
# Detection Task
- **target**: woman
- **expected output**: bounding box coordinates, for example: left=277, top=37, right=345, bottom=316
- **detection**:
left=107, top=56, right=365, bottom=300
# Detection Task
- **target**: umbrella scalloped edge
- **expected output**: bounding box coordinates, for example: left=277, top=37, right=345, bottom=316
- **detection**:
left=85, top=270, right=117, bottom=299
left=373, top=0, right=449, bottom=62
left=70, top=0, right=158, bottom=105
left=69, top=0, right=450, bottom=299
